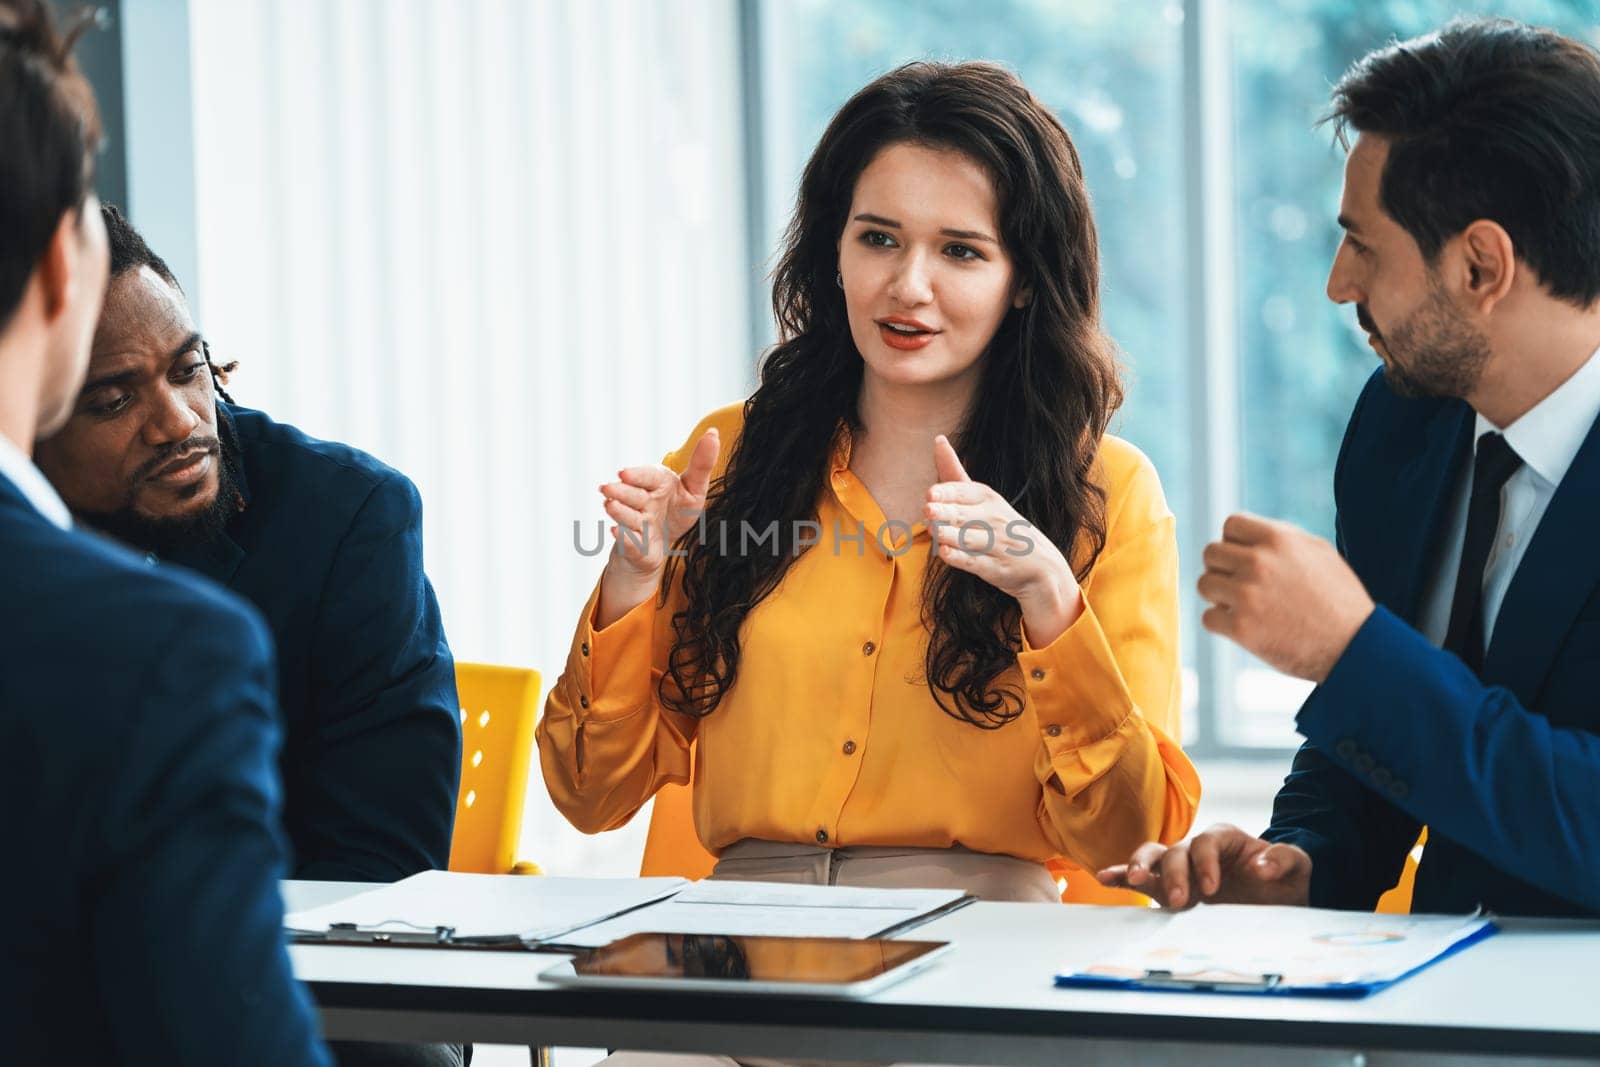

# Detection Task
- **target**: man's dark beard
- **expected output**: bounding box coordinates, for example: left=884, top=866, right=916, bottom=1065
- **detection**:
left=77, top=448, right=239, bottom=555
left=1374, top=280, right=1492, bottom=400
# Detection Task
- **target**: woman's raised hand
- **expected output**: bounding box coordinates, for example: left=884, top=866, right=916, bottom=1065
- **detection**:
left=595, top=428, right=720, bottom=627
left=924, top=434, right=1084, bottom=647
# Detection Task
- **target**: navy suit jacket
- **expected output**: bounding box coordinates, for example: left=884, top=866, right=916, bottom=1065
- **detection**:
left=0, top=473, right=329, bottom=1065
left=1263, top=369, right=1600, bottom=916
left=163, top=405, right=461, bottom=882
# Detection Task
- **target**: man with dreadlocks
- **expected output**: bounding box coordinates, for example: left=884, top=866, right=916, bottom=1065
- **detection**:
left=34, top=207, right=466, bottom=1067
left=34, top=205, right=462, bottom=885
left=1, top=2, right=329, bottom=1062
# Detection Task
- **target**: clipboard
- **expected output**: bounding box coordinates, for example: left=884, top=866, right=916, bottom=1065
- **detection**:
left=285, top=872, right=691, bottom=950
left=286, top=872, right=974, bottom=953
left=316, top=920, right=532, bottom=950
left=1054, top=905, right=1496, bottom=998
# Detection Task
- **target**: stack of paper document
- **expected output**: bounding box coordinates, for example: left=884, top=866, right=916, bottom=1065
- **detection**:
left=285, top=872, right=688, bottom=946
left=556, top=880, right=971, bottom=948
left=286, top=872, right=974, bottom=951
left=1056, top=904, right=1494, bottom=997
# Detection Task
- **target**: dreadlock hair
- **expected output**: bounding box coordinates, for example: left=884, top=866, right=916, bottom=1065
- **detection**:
left=99, top=201, right=238, bottom=402
left=660, top=61, right=1123, bottom=729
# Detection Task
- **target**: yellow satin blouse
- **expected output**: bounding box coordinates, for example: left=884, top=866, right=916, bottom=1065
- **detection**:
left=538, top=404, right=1200, bottom=873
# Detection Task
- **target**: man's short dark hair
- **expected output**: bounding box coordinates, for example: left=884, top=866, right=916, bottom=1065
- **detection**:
left=1328, top=17, right=1600, bottom=306
left=0, top=0, right=101, bottom=330
left=102, top=201, right=180, bottom=289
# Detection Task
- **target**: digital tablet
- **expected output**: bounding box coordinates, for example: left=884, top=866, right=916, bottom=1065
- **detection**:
left=539, top=932, right=952, bottom=997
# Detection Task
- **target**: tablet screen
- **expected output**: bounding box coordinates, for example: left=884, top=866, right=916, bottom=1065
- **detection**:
left=570, top=932, right=947, bottom=985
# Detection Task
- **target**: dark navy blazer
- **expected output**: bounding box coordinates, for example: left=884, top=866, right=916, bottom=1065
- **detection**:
left=0, top=472, right=329, bottom=1065
left=1264, top=369, right=1600, bottom=916
left=163, top=405, right=460, bottom=882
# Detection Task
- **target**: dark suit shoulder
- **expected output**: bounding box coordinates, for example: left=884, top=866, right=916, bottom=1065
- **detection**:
left=1334, top=369, right=1471, bottom=517
left=0, top=510, right=270, bottom=677
left=1, top=525, right=271, bottom=741
left=0, top=505, right=277, bottom=871
left=227, top=403, right=408, bottom=494
left=1344, top=368, right=1465, bottom=450
left=224, top=404, right=422, bottom=541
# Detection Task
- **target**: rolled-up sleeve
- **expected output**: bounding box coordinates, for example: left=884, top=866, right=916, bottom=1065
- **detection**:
left=1023, top=455, right=1200, bottom=872
left=537, top=578, right=696, bottom=833
left=536, top=409, right=739, bottom=835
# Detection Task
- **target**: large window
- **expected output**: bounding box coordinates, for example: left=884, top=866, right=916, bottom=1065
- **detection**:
left=755, top=0, right=1600, bottom=754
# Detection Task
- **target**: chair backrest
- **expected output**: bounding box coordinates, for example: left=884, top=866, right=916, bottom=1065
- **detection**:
left=1048, top=857, right=1149, bottom=906
left=1376, top=828, right=1428, bottom=914
left=640, top=745, right=1146, bottom=904
left=449, top=662, right=542, bottom=874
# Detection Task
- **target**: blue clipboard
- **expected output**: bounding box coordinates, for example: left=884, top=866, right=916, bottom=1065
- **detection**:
left=1055, top=913, right=1497, bottom=998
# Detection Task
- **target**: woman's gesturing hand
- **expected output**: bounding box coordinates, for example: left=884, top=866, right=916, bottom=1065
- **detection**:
left=924, top=434, right=1084, bottom=646
left=594, top=428, right=720, bottom=628
left=601, top=427, right=721, bottom=580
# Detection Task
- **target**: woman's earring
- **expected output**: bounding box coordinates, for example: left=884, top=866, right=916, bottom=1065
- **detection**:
left=836, top=271, right=844, bottom=289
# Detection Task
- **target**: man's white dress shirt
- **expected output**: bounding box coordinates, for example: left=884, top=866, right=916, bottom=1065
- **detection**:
left=0, top=432, right=70, bottom=530
left=1418, top=344, right=1600, bottom=649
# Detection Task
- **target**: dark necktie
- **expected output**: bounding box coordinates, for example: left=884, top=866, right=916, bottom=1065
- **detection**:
left=1442, top=431, right=1523, bottom=673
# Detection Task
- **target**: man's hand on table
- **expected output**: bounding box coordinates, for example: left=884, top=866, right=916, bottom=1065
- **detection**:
left=1095, top=823, right=1313, bottom=909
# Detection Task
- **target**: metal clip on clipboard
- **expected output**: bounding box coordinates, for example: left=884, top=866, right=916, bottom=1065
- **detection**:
left=325, top=920, right=458, bottom=946
left=1139, top=969, right=1284, bottom=992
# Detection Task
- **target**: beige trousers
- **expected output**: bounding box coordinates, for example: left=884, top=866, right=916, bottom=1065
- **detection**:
left=706, top=838, right=1060, bottom=903
left=602, top=840, right=1054, bottom=1067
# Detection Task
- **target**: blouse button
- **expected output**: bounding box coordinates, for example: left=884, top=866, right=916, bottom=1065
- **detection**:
left=579, top=695, right=590, bottom=709
left=816, top=828, right=829, bottom=844
left=581, top=642, right=590, bottom=656
left=862, top=641, right=877, bottom=656
left=842, top=740, right=857, bottom=756
left=1045, top=724, right=1062, bottom=738
left=1030, top=668, right=1046, bottom=681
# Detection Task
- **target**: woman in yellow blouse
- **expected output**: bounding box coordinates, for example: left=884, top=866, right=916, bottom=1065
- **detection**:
left=539, top=61, right=1200, bottom=900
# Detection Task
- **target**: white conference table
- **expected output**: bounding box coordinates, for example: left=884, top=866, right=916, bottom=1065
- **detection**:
left=285, top=880, right=1600, bottom=1066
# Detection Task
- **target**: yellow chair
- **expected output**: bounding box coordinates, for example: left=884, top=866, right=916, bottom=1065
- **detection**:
left=640, top=749, right=1146, bottom=905
left=451, top=663, right=552, bottom=1067
left=1049, top=857, right=1149, bottom=906
left=449, top=662, right=544, bottom=875
left=1376, top=828, right=1427, bottom=914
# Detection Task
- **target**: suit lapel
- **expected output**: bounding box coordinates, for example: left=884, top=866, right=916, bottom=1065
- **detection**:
left=1371, top=403, right=1474, bottom=623
left=1483, top=411, right=1600, bottom=703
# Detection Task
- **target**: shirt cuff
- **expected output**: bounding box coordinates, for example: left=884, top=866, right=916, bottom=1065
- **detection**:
left=1018, top=594, right=1133, bottom=749
left=573, top=581, right=658, bottom=723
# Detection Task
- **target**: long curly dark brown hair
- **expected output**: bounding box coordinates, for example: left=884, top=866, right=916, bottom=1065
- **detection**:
left=661, top=61, right=1123, bottom=728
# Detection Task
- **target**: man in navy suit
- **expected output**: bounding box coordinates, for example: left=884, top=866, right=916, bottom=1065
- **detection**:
left=0, top=2, right=329, bottom=1062
left=1100, top=19, right=1600, bottom=917
left=33, top=206, right=463, bottom=888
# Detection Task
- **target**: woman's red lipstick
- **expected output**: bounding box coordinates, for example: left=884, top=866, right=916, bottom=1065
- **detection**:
left=876, top=315, right=940, bottom=351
